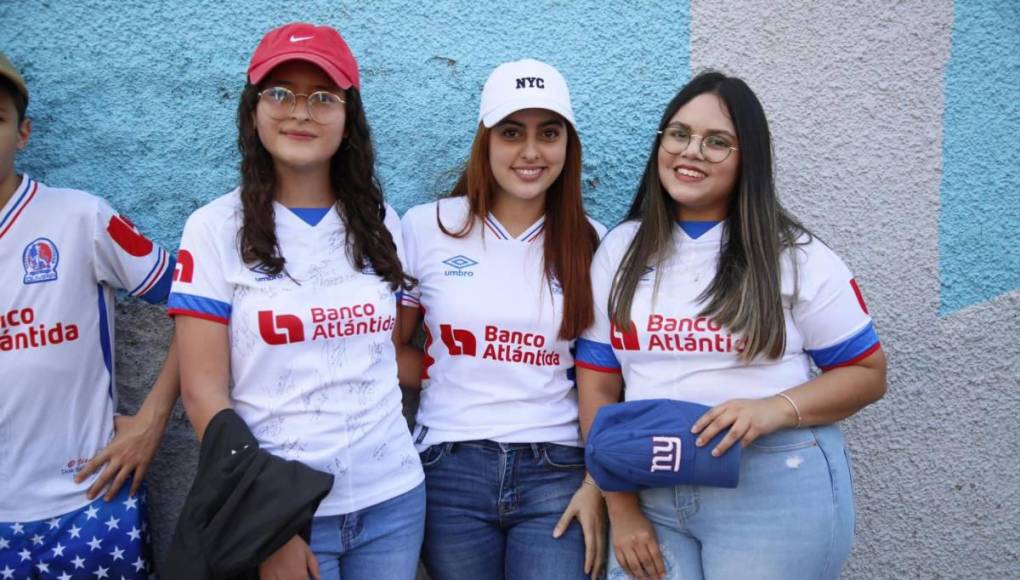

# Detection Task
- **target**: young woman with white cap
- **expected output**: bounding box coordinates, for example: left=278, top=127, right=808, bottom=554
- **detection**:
left=170, top=22, right=424, bottom=580
left=576, top=71, right=887, bottom=580
left=397, top=59, right=607, bottom=579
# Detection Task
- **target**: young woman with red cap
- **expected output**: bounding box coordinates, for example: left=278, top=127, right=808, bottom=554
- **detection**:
left=170, top=23, right=424, bottom=580
left=397, top=59, right=607, bottom=580
left=576, top=72, right=887, bottom=580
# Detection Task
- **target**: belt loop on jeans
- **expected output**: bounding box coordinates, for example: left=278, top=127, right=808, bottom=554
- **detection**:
left=444, top=441, right=456, bottom=454
left=530, top=443, right=541, bottom=459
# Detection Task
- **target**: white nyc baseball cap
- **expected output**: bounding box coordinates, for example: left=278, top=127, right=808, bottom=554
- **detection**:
left=479, top=59, right=575, bottom=128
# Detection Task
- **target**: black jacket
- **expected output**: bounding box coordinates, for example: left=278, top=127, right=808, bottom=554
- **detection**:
left=163, top=409, right=334, bottom=579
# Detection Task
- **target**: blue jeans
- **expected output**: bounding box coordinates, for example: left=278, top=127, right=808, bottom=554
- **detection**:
left=609, top=425, right=854, bottom=580
left=309, top=481, right=426, bottom=580
left=421, top=440, right=590, bottom=580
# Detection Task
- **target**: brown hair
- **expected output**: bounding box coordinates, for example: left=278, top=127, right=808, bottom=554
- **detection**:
left=440, top=121, right=598, bottom=340
left=235, top=83, right=414, bottom=292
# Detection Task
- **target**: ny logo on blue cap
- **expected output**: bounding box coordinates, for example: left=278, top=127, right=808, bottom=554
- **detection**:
left=651, top=436, right=682, bottom=472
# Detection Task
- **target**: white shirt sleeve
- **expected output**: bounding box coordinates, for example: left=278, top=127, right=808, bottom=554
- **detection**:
left=398, top=205, right=422, bottom=308
left=576, top=228, right=622, bottom=373
left=791, top=240, right=880, bottom=370
left=167, top=209, right=233, bottom=324
left=92, top=197, right=174, bottom=304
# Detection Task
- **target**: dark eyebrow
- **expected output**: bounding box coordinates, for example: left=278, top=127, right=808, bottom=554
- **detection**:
left=496, top=119, right=564, bottom=129
left=666, top=121, right=736, bottom=140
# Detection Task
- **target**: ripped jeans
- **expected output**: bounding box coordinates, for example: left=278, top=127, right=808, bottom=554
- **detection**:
left=609, top=424, right=854, bottom=580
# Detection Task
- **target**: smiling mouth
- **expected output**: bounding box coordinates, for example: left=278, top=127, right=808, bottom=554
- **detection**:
left=282, top=131, right=316, bottom=140
left=674, top=166, right=706, bottom=178
left=513, top=167, right=546, bottom=180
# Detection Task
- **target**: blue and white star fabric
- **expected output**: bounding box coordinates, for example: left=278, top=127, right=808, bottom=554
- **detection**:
left=0, top=483, right=151, bottom=579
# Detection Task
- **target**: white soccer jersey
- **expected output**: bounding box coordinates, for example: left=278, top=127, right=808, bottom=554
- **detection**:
left=0, top=175, right=174, bottom=522
left=576, top=221, right=880, bottom=405
left=400, top=197, right=606, bottom=448
left=168, top=190, right=423, bottom=515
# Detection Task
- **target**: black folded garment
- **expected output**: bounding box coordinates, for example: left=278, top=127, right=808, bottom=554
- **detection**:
left=164, top=409, right=334, bottom=579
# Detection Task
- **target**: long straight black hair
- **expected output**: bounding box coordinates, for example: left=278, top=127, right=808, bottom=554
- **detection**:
left=609, top=71, right=810, bottom=360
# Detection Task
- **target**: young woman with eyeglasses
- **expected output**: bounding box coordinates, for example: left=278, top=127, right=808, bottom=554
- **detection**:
left=396, top=59, right=607, bottom=579
left=169, top=23, right=424, bottom=580
left=576, top=71, right=887, bottom=579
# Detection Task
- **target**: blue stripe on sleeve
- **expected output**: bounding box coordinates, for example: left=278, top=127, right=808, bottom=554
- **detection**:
left=96, top=285, right=113, bottom=398
left=139, top=255, right=175, bottom=304
left=168, top=292, right=232, bottom=321
left=806, top=322, right=881, bottom=370
left=575, top=338, right=621, bottom=372
left=129, top=249, right=165, bottom=296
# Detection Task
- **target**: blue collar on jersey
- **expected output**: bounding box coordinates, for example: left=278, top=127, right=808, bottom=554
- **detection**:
left=288, top=207, right=331, bottom=227
left=677, top=220, right=721, bottom=240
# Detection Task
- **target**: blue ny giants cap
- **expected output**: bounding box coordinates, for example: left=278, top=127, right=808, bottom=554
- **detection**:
left=585, top=399, right=741, bottom=492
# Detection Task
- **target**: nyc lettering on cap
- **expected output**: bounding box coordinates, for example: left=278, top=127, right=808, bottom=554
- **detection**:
left=585, top=399, right=741, bottom=492
left=479, top=58, right=575, bottom=128
left=248, top=22, right=360, bottom=90
left=0, top=51, right=28, bottom=103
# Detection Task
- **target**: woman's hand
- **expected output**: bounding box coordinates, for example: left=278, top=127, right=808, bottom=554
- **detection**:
left=606, top=493, right=665, bottom=580
left=259, top=535, right=320, bottom=580
left=553, top=478, right=607, bottom=578
left=691, top=396, right=798, bottom=457
left=75, top=409, right=168, bottom=500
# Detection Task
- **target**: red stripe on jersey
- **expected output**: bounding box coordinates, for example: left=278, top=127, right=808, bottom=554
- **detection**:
left=420, top=305, right=435, bottom=380
left=135, top=250, right=168, bottom=297
left=0, top=181, right=38, bottom=240
left=575, top=360, right=623, bottom=374
left=850, top=278, right=870, bottom=314
left=483, top=219, right=504, bottom=239
left=819, top=341, right=881, bottom=371
left=167, top=308, right=229, bottom=325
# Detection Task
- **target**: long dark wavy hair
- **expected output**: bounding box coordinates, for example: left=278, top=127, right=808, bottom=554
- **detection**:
left=236, top=82, right=414, bottom=292
left=440, top=121, right=599, bottom=340
left=610, top=71, right=811, bottom=360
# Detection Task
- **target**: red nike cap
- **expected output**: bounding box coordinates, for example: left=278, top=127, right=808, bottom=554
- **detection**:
left=248, top=23, right=360, bottom=90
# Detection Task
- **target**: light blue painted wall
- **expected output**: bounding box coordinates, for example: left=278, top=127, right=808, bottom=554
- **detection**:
left=940, top=0, right=1020, bottom=313
left=3, top=1, right=691, bottom=250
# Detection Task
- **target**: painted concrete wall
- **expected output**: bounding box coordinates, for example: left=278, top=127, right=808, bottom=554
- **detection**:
left=3, top=0, right=1018, bottom=577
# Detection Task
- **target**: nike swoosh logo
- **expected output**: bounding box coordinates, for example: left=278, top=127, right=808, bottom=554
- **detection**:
left=290, top=35, right=314, bottom=42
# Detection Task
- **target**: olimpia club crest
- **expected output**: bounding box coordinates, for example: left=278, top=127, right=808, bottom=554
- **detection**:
left=23, top=237, right=59, bottom=284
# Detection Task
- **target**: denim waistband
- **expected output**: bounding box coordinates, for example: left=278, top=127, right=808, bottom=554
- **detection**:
left=439, top=439, right=577, bottom=457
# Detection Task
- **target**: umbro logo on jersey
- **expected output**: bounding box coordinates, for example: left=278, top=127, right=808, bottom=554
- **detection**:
left=22, top=238, right=60, bottom=284
left=515, top=77, right=545, bottom=89
left=173, top=250, right=194, bottom=283
left=259, top=310, right=305, bottom=345
left=290, top=34, right=314, bottom=42
left=250, top=262, right=286, bottom=282
left=440, top=324, right=476, bottom=356
left=610, top=321, right=640, bottom=351
left=106, top=215, right=154, bottom=258
left=639, top=266, right=655, bottom=282
left=443, top=255, right=477, bottom=277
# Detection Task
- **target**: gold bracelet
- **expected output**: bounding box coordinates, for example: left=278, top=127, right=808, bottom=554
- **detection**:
left=776, top=392, right=803, bottom=428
